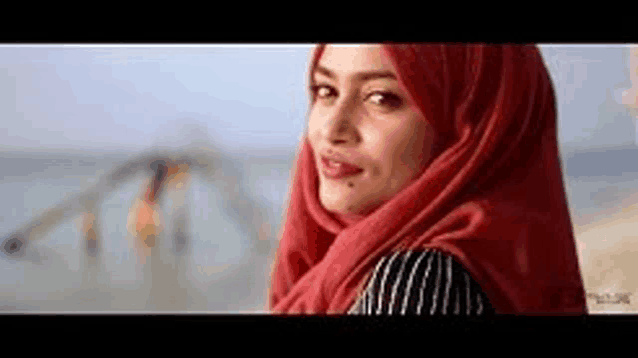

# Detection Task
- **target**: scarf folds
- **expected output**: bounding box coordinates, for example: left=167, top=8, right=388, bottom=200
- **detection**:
left=268, top=44, right=587, bottom=315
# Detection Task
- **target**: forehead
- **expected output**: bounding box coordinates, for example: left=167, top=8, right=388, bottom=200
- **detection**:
left=317, top=45, right=395, bottom=74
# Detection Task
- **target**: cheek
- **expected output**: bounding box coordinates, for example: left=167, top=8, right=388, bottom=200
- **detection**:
left=307, top=112, right=322, bottom=146
left=399, top=138, right=425, bottom=173
left=359, top=124, right=382, bottom=144
left=398, top=121, right=430, bottom=174
left=374, top=120, right=430, bottom=186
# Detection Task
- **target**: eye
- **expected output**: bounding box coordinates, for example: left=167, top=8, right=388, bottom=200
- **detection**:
left=310, top=84, right=337, bottom=100
left=366, top=91, right=403, bottom=109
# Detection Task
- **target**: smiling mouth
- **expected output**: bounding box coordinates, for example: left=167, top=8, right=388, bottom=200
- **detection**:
left=321, top=157, right=364, bottom=180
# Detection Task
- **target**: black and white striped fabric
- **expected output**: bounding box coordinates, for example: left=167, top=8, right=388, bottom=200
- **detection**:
left=348, top=250, right=496, bottom=316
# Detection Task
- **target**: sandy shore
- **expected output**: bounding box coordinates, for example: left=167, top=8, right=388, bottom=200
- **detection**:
left=573, top=188, right=638, bottom=313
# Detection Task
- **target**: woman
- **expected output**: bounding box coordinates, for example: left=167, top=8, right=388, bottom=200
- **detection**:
left=268, top=44, right=587, bottom=316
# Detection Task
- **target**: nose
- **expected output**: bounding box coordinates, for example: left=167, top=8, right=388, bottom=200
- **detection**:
left=323, top=106, right=360, bottom=146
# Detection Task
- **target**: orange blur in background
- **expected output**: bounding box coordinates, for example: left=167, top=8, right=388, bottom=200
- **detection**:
left=126, top=162, right=191, bottom=264
left=81, top=212, right=97, bottom=242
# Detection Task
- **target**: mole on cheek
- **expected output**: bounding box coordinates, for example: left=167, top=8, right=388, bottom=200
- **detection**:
left=348, top=182, right=354, bottom=188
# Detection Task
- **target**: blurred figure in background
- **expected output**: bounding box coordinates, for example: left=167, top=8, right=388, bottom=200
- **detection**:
left=126, top=159, right=191, bottom=265
left=622, top=46, right=638, bottom=117
left=80, top=212, right=98, bottom=257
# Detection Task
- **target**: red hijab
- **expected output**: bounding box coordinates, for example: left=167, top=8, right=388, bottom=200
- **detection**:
left=268, top=44, right=587, bottom=315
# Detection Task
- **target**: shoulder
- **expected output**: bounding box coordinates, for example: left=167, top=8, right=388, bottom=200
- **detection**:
left=348, top=249, right=495, bottom=316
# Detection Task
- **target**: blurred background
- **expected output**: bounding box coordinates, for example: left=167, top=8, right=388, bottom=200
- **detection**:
left=1, top=44, right=638, bottom=313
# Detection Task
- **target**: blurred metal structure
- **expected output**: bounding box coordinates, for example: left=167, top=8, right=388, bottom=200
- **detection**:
left=0, top=145, right=273, bottom=311
left=2, top=147, right=252, bottom=255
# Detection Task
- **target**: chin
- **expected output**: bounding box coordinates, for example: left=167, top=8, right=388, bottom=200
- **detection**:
left=321, top=196, right=377, bottom=218
left=319, top=193, right=355, bottom=214
left=318, top=183, right=381, bottom=216
left=319, top=196, right=345, bottom=213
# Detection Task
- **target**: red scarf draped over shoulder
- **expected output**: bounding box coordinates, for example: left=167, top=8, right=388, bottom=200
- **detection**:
left=268, top=44, right=587, bottom=315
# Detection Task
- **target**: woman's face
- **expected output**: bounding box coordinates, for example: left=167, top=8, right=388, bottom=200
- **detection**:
left=308, top=45, right=437, bottom=216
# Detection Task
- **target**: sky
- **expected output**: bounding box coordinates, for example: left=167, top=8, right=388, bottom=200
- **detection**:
left=0, top=45, right=312, bottom=154
left=0, top=44, right=636, bottom=155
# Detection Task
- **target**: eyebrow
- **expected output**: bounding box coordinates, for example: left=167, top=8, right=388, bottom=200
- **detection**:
left=315, top=64, right=397, bottom=82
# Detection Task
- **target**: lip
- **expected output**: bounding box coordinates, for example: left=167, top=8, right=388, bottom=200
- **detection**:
left=319, top=150, right=364, bottom=180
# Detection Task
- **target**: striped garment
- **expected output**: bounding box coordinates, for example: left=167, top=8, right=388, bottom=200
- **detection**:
left=348, top=250, right=496, bottom=316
